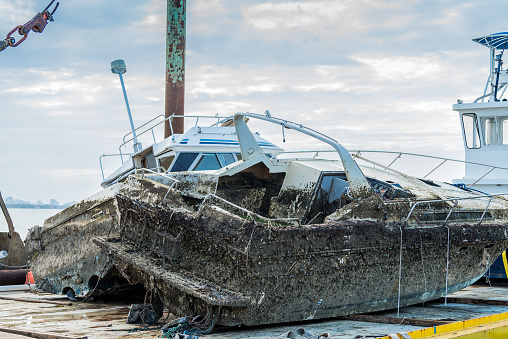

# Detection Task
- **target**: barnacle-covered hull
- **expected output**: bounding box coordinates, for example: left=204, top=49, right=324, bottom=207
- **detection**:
left=24, top=178, right=173, bottom=298
left=93, top=187, right=508, bottom=326
left=25, top=112, right=508, bottom=327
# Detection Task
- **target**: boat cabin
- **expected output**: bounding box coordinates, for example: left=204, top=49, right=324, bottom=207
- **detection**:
left=454, top=32, right=508, bottom=193
left=101, top=121, right=282, bottom=188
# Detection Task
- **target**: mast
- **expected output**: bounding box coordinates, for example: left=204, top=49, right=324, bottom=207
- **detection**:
left=165, top=0, right=186, bottom=138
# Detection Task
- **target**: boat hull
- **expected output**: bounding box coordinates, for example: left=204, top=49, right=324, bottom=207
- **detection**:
left=95, top=193, right=508, bottom=326
left=24, top=177, right=173, bottom=297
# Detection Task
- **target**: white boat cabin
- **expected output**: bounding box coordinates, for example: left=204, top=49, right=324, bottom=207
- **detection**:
left=101, top=118, right=283, bottom=188
left=454, top=32, right=508, bottom=193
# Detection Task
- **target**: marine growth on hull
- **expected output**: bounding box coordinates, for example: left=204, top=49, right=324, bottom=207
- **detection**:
left=28, top=112, right=508, bottom=328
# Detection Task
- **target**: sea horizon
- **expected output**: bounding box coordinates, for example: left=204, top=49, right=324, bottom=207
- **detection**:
left=0, top=207, right=64, bottom=241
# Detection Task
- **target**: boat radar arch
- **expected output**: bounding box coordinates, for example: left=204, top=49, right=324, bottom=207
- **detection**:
left=232, top=112, right=376, bottom=201
left=471, top=32, right=508, bottom=104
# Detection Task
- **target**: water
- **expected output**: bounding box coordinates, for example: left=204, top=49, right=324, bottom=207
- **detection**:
left=0, top=208, right=63, bottom=241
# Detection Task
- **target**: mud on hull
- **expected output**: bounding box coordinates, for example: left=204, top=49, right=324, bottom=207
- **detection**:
left=23, top=179, right=171, bottom=298
left=94, top=195, right=508, bottom=326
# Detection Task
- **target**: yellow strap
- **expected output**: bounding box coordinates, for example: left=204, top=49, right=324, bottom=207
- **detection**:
left=502, top=250, right=508, bottom=277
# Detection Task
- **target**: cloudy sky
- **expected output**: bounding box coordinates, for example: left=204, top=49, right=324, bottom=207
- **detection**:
left=0, top=0, right=503, bottom=204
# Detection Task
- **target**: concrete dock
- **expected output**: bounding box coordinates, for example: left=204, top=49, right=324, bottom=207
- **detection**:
left=1, top=282, right=508, bottom=339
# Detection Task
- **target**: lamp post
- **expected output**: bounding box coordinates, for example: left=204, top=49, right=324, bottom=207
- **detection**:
left=111, top=59, right=142, bottom=153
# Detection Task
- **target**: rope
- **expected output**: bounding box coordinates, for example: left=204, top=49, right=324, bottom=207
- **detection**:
left=161, top=306, right=219, bottom=338
left=418, top=229, right=427, bottom=295
left=396, top=227, right=403, bottom=315
left=444, top=226, right=450, bottom=305
left=75, top=259, right=111, bottom=305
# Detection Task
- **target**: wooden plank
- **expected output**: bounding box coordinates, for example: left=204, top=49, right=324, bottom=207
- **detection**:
left=0, top=327, right=87, bottom=339
left=0, top=295, right=73, bottom=306
left=340, top=314, right=452, bottom=327
left=0, top=285, right=30, bottom=292
left=437, top=296, right=508, bottom=306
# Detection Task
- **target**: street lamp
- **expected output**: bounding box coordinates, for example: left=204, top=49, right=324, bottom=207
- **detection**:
left=111, top=59, right=142, bottom=153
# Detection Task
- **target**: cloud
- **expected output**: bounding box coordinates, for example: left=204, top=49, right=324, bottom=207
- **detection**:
left=138, top=0, right=165, bottom=29
left=1, top=0, right=502, bottom=204
left=244, top=1, right=351, bottom=31
left=186, top=63, right=375, bottom=99
left=241, top=0, right=419, bottom=39
left=354, top=55, right=443, bottom=80
left=48, top=168, right=102, bottom=181
left=191, top=0, right=226, bottom=17
left=0, top=0, right=35, bottom=28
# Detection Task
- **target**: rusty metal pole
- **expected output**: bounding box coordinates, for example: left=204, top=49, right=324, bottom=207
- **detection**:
left=165, top=0, right=186, bottom=138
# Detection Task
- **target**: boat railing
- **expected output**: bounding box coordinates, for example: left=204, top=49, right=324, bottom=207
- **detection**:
left=273, top=149, right=508, bottom=188
left=350, top=150, right=508, bottom=188
left=122, top=114, right=165, bottom=144
left=118, top=113, right=234, bottom=160
left=102, top=113, right=234, bottom=181
left=395, top=192, right=508, bottom=225
left=198, top=193, right=301, bottom=226
left=99, top=153, right=134, bottom=181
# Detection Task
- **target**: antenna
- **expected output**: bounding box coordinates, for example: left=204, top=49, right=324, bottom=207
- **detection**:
left=111, top=59, right=142, bottom=153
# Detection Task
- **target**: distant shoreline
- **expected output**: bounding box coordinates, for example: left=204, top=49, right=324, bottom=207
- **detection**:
left=5, top=204, right=66, bottom=209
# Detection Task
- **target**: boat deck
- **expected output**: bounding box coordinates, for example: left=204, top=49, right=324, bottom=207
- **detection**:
left=1, top=282, right=508, bottom=339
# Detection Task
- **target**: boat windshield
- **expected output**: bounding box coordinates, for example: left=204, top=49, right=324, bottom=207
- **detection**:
left=169, top=152, right=241, bottom=172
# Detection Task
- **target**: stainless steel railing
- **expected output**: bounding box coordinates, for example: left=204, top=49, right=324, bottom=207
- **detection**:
left=100, top=113, right=235, bottom=181
left=272, top=149, right=508, bottom=189
left=198, top=193, right=300, bottom=226
left=395, top=192, right=508, bottom=225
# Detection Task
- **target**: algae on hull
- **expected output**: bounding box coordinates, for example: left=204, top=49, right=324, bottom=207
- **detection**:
left=25, top=113, right=508, bottom=327
left=94, top=187, right=508, bottom=326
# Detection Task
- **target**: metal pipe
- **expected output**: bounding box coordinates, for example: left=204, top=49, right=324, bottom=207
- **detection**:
left=119, top=72, right=141, bottom=152
left=0, top=269, right=28, bottom=285
left=165, top=0, right=186, bottom=138
left=111, top=59, right=142, bottom=153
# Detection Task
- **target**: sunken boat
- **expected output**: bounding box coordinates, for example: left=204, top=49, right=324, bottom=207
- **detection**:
left=82, top=111, right=508, bottom=326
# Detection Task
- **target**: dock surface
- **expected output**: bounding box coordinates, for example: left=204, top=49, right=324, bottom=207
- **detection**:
left=1, top=283, right=508, bottom=338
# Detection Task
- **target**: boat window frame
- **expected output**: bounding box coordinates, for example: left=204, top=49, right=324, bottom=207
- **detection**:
left=481, top=116, right=499, bottom=145
left=169, top=152, right=241, bottom=172
left=217, top=153, right=237, bottom=167
left=477, top=115, right=508, bottom=146
left=461, top=113, right=481, bottom=149
left=193, top=153, right=222, bottom=171
left=169, top=152, right=200, bottom=172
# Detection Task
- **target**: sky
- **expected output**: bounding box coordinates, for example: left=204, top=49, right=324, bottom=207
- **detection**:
left=0, top=0, right=504, bottom=204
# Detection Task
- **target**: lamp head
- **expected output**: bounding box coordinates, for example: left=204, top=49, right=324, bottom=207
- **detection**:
left=111, top=59, right=127, bottom=74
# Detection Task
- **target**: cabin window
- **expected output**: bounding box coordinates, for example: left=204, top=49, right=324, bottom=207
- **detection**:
left=171, top=152, right=199, bottom=172
left=482, top=117, right=498, bottom=145
left=159, top=155, right=175, bottom=171
left=218, top=153, right=236, bottom=166
left=462, top=113, right=480, bottom=149
left=194, top=153, right=221, bottom=171
left=502, top=118, right=508, bottom=144
left=479, top=116, right=508, bottom=145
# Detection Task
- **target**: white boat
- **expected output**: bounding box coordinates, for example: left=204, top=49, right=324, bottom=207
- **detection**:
left=452, top=32, right=508, bottom=278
